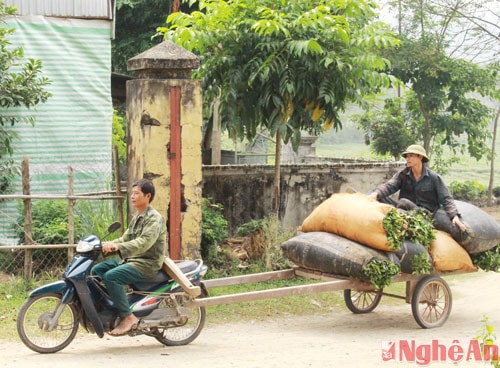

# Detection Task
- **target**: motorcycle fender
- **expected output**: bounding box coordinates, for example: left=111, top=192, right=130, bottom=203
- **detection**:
left=29, top=280, right=75, bottom=304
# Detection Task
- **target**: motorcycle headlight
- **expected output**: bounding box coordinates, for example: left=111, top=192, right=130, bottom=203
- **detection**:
left=76, top=235, right=100, bottom=253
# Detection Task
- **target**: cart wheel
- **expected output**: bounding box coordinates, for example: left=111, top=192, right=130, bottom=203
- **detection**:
left=344, top=289, right=383, bottom=314
left=411, top=275, right=452, bottom=328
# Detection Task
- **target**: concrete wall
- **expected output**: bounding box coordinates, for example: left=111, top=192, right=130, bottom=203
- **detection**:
left=202, top=160, right=404, bottom=234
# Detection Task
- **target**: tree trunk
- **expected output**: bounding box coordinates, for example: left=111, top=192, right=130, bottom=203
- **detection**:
left=488, top=107, right=499, bottom=206
left=22, top=157, right=33, bottom=279
left=272, top=130, right=282, bottom=215
left=172, top=0, right=180, bottom=13
left=417, top=92, right=431, bottom=152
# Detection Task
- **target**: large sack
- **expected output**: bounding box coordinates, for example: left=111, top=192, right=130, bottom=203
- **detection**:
left=300, top=193, right=394, bottom=251
left=433, top=200, right=500, bottom=254
left=280, top=231, right=399, bottom=280
left=395, top=240, right=433, bottom=274
left=429, top=230, right=477, bottom=272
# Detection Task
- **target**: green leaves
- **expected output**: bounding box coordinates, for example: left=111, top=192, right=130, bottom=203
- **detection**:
left=380, top=22, right=497, bottom=160
left=159, top=0, right=400, bottom=144
left=287, top=39, right=323, bottom=57
left=0, top=2, right=51, bottom=193
left=363, top=258, right=401, bottom=290
left=382, top=208, right=436, bottom=251
left=201, top=198, right=229, bottom=262
left=411, top=253, right=433, bottom=275
left=471, top=246, right=500, bottom=272
left=475, top=316, right=500, bottom=368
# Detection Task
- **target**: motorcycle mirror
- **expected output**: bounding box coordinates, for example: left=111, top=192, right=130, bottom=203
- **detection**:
left=107, top=221, right=121, bottom=234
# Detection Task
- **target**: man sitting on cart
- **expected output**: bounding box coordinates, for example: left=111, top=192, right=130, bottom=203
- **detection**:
left=368, top=144, right=467, bottom=236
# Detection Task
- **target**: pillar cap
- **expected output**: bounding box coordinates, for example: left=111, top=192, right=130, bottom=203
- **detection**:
left=127, top=41, right=200, bottom=79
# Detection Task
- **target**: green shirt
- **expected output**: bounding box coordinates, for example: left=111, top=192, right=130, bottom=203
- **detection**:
left=113, top=206, right=167, bottom=277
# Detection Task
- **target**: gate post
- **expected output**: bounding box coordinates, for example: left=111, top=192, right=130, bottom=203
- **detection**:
left=126, top=41, right=203, bottom=259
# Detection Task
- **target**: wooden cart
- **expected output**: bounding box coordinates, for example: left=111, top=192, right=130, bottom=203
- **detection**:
left=188, top=267, right=468, bottom=328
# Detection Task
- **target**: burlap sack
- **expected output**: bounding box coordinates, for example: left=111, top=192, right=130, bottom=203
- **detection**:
left=300, top=192, right=394, bottom=251
left=280, top=231, right=399, bottom=280
left=433, top=200, right=500, bottom=254
left=429, top=230, right=477, bottom=272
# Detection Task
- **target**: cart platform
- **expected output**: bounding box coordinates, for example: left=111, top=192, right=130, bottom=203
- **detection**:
left=188, top=267, right=471, bottom=328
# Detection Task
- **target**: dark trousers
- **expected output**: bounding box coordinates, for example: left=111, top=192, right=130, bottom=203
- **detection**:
left=92, top=258, right=150, bottom=318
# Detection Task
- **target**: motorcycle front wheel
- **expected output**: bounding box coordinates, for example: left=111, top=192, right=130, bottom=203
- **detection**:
left=153, top=283, right=208, bottom=346
left=17, top=293, right=79, bottom=354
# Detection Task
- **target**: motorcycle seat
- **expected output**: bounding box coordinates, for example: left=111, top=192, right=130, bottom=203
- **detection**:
left=173, top=260, right=199, bottom=275
left=131, top=260, right=199, bottom=291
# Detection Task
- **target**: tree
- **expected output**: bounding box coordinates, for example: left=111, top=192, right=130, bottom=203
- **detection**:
left=356, top=98, right=413, bottom=160
left=112, top=0, right=198, bottom=73
left=159, top=0, right=400, bottom=213
left=359, top=1, right=498, bottom=169
left=389, top=36, right=496, bottom=158
left=0, top=1, right=51, bottom=192
left=370, top=0, right=500, bottom=203
left=488, top=104, right=499, bottom=205
left=113, top=0, right=172, bottom=73
left=388, top=0, right=500, bottom=66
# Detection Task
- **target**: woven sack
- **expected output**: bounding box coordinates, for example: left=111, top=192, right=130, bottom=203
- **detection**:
left=429, top=230, right=476, bottom=272
left=301, top=192, right=394, bottom=251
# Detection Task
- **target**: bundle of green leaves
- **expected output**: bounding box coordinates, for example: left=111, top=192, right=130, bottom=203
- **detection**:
left=471, top=246, right=500, bottom=272
left=382, top=208, right=436, bottom=251
left=363, top=258, right=401, bottom=290
left=411, top=253, right=433, bottom=275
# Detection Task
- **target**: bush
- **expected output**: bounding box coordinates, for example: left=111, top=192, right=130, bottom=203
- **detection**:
left=12, top=200, right=85, bottom=274
left=74, top=197, right=121, bottom=239
left=235, top=215, right=295, bottom=271
left=201, top=198, right=228, bottom=264
left=449, top=180, right=486, bottom=201
left=14, top=200, right=84, bottom=244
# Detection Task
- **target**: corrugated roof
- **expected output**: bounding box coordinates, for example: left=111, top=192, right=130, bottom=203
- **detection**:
left=4, top=0, right=114, bottom=19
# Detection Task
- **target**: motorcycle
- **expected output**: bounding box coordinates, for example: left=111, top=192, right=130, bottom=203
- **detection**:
left=16, top=222, right=208, bottom=354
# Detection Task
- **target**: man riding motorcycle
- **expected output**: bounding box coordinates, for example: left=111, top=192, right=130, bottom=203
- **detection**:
left=92, top=178, right=167, bottom=335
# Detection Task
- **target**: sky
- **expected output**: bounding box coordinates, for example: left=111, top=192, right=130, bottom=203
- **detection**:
left=375, top=0, right=499, bottom=66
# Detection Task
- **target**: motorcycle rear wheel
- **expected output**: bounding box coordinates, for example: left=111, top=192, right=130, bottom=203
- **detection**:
left=153, top=283, right=208, bottom=346
left=17, top=293, right=79, bottom=354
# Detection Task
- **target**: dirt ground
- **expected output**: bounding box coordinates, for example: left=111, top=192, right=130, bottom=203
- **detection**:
left=482, top=204, right=500, bottom=218
left=2, top=207, right=499, bottom=368
left=2, top=270, right=500, bottom=368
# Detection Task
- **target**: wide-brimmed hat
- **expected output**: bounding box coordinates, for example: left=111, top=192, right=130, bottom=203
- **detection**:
left=402, top=144, right=429, bottom=163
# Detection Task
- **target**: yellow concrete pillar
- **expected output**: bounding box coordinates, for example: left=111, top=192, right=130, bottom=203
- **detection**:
left=126, top=41, right=203, bottom=259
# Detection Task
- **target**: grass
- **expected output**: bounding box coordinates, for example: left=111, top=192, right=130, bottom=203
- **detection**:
left=204, top=277, right=346, bottom=326
left=0, top=275, right=42, bottom=340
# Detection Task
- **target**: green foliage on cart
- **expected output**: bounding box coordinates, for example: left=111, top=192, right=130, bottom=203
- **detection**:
left=470, top=246, right=500, bottom=272
left=363, top=258, right=401, bottom=290
left=411, top=253, right=434, bottom=275
left=382, top=208, right=435, bottom=250
left=395, top=240, right=433, bottom=275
